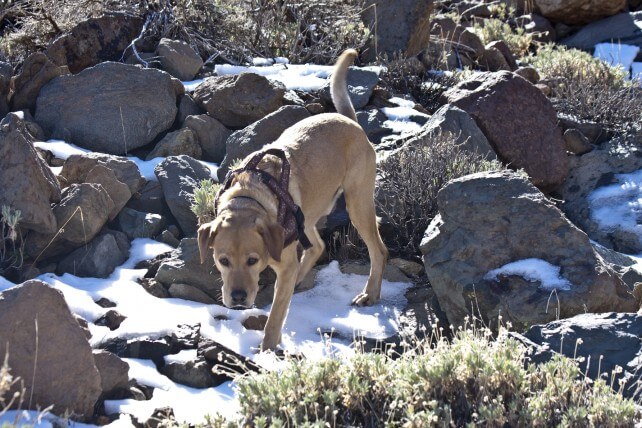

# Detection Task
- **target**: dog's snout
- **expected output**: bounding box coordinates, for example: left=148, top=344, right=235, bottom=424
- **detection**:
left=231, top=289, right=248, bottom=305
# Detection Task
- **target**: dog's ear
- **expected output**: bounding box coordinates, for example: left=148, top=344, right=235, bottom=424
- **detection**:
left=197, top=220, right=220, bottom=264
left=258, top=221, right=285, bottom=262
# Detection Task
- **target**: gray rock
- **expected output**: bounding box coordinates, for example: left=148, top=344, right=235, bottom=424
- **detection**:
left=10, top=52, right=66, bottom=113
left=160, top=355, right=217, bottom=389
left=184, top=114, right=231, bottom=163
left=157, top=230, right=181, bottom=248
left=411, top=104, right=497, bottom=160
left=156, top=38, right=203, bottom=81
left=555, top=139, right=642, bottom=253
left=36, top=62, right=184, bottom=155
left=60, top=153, right=146, bottom=194
left=0, top=113, right=61, bottom=234
left=218, top=105, right=310, bottom=180
left=176, top=94, right=204, bottom=127
left=45, top=13, right=144, bottom=74
left=57, top=233, right=129, bottom=277
left=514, top=66, right=540, bottom=84
left=146, top=128, right=202, bottom=161
left=420, top=170, right=637, bottom=330
left=521, top=312, right=642, bottom=399
left=562, top=12, right=642, bottom=50
left=319, top=67, right=379, bottom=110
left=93, top=350, right=130, bottom=398
left=356, top=109, right=391, bottom=144
left=563, top=128, right=592, bottom=155
left=85, top=164, right=132, bottom=220
left=25, top=183, right=114, bottom=259
left=361, top=0, right=435, bottom=62
left=193, top=73, right=286, bottom=128
left=154, top=155, right=212, bottom=236
left=0, top=280, right=102, bottom=420
left=168, top=283, right=217, bottom=304
left=117, top=207, right=166, bottom=239
left=155, top=238, right=222, bottom=299
left=125, top=180, right=167, bottom=215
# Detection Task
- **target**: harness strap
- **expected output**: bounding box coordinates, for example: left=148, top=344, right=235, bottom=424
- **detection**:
left=215, top=149, right=312, bottom=249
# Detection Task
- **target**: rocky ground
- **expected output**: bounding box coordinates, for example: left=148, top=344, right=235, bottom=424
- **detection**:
left=1, top=0, right=642, bottom=425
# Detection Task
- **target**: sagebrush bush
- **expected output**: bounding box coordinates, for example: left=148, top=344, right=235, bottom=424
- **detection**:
left=223, top=323, right=639, bottom=427
left=376, top=133, right=502, bottom=258
left=1, top=0, right=369, bottom=65
left=526, top=44, right=642, bottom=136
left=470, top=4, right=533, bottom=57
left=190, top=179, right=221, bottom=225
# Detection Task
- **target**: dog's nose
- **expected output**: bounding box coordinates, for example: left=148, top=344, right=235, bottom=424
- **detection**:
left=230, top=289, right=247, bottom=306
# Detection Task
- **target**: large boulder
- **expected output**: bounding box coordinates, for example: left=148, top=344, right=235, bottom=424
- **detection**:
left=184, top=114, right=231, bottom=163
left=60, top=153, right=145, bottom=195
left=192, top=73, right=286, bottom=128
left=561, top=12, right=642, bottom=50
left=35, top=62, right=183, bottom=155
left=46, top=13, right=144, bottom=74
left=0, top=114, right=61, bottom=234
left=0, top=280, right=102, bottom=420
left=535, top=0, right=627, bottom=25
left=442, top=71, right=567, bottom=193
left=25, top=183, right=114, bottom=259
left=555, top=138, right=642, bottom=253
left=154, top=155, right=212, bottom=236
left=217, top=105, right=310, bottom=180
left=520, top=313, right=642, bottom=399
left=361, top=0, right=435, bottom=62
left=156, top=38, right=203, bottom=81
left=93, top=350, right=130, bottom=398
left=420, top=171, right=637, bottom=330
left=9, top=52, right=66, bottom=113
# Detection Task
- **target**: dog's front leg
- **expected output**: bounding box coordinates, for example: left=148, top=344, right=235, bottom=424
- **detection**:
left=261, top=245, right=299, bottom=351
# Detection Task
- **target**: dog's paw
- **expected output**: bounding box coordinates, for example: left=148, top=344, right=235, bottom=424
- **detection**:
left=351, top=292, right=377, bottom=306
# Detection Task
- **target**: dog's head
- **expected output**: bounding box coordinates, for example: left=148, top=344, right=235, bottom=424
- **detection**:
left=197, top=214, right=285, bottom=308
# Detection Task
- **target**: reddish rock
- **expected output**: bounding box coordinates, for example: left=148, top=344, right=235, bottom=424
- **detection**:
left=442, top=71, right=568, bottom=192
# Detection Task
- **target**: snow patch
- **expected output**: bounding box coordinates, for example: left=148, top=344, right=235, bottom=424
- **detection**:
left=589, top=168, right=642, bottom=245
left=381, top=97, right=429, bottom=136
left=484, top=258, right=572, bottom=291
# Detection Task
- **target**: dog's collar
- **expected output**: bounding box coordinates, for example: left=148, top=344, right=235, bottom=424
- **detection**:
left=215, top=149, right=313, bottom=249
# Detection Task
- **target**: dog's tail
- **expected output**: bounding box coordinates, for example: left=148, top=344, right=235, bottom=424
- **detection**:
left=330, top=49, right=358, bottom=122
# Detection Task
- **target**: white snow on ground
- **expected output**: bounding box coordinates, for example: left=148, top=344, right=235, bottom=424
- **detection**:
left=33, top=140, right=219, bottom=181
left=381, top=97, right=429, bottom=136
left=588, top=168, right=642, bottom=246
left=4, top=239, right=410, bottom=424
left=484, top=258, right=572, bottom=291
left=0, top=410, right=134, bottom=428
left=594, top=43, right=640, bottom=77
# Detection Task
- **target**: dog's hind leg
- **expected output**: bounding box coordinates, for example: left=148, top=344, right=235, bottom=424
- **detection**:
left=295, top=225, right=324, bottom=287
left=343, top=173, right=388, bottom=306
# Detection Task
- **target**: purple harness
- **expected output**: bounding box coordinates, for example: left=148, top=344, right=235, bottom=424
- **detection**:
left=215, top=148, right=312, bottom=249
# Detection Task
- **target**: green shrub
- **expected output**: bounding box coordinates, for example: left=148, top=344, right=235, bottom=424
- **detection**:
left=229, top=324, right=639, bottom=427
left=376, top=133, right=502, bottom=258
left=472, top=4, right=533, bottom=57
left=190, top=179, right=221, bottom=225
left=525, top=44, right=642, bottom=136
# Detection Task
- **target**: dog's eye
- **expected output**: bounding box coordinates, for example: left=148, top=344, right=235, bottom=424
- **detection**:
left=219, top=257, right=230, bottom=267
left=247, top=257, right=258, bottom=266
